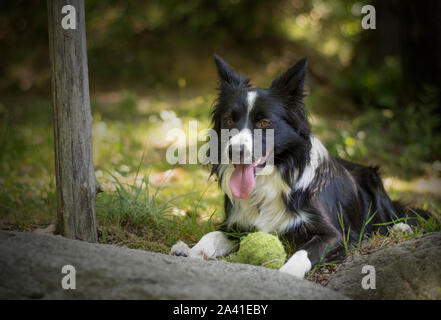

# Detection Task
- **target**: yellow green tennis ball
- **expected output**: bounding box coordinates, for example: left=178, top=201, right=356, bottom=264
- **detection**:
left=233, top=232, right=286, bottom=269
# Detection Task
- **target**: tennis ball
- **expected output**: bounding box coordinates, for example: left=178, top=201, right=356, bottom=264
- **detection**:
left=233, top=232, right=286, bottom=269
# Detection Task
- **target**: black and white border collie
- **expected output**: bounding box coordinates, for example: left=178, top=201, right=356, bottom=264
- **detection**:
left=170, top=55, right=426, bottom=278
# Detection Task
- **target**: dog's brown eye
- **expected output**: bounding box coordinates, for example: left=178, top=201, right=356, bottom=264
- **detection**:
left=226, top=118, right=234, bottom=126
left=257, top=119, right=271, bottom=128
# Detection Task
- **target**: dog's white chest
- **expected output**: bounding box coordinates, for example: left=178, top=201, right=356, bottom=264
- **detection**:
left=219, top=165, right=308, bottom=233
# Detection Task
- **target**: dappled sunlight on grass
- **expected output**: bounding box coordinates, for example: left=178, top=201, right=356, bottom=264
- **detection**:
left=0, top=90, right=225, bottom=247
left=90, top=90, right=222, bottom=227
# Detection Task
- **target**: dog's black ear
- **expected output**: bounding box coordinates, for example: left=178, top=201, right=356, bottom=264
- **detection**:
left=214, top=54, right=250, bottom=89
left=270, top=57, right=307, bottom=100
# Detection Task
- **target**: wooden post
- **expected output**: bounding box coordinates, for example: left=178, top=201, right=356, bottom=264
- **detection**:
left=47, top=0, right=100, bottom=242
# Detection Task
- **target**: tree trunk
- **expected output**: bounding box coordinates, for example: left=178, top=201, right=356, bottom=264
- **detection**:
left=47, top=0, right=100, bottom=242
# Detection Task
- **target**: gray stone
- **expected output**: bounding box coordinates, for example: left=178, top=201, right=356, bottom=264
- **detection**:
left=0, top=231, right=347, bottom=300
left=327, top=232, right=441, bottom=299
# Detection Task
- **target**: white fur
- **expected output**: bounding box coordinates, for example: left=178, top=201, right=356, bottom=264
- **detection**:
left=171, top=231, right=235, bottom=260
left=228, top=128, right=253, bottom=164
left=223, top=91, right=257, bottom=165
left=219, top=164, right=309, bottom=233
left=170, top=240, right=190, bottom=256
left=295, top=136, right=328, bottom=190
left=279, top=249, right=312, bottom=278
left=390, top=222, right=413, bottom=236
left=246, top=91, right=258, bottom=114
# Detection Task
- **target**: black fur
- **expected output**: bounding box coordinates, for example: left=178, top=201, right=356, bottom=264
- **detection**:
left=210, top=54, right=428, bottom=268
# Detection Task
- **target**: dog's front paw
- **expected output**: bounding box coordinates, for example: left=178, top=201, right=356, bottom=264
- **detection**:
left=279, top=250, right=311, bottom=278
left=187, top=247, right=214, bottom=260
left=170, top=240, right=190, bottom=257
left=279, top=263, right=307, bottom=278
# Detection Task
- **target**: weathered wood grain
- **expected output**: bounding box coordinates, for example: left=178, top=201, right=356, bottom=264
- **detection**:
left=47, top=0, right=99, bottom=242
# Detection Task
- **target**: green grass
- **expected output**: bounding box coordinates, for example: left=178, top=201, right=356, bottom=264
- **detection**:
left=335, top=200, right=441, bottom=257
left=96, top=167, right=218, bottom=249
left=0, top=91, right=224, bottom=251
left=306, top=200, right=441, bottom=283
left=413, top=202, right=441, bottom=235
left=358, top=204, right=377, bottom=248
left=336, top=203, right=352, bottom=255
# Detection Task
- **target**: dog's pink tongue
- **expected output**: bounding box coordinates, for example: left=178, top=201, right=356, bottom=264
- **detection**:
left=229, top=164, right=255, bottom=199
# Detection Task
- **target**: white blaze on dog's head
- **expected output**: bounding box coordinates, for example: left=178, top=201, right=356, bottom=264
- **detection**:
left=223, top=91, right=258, bottom=166
left=246, top=90, right=258, bottom=115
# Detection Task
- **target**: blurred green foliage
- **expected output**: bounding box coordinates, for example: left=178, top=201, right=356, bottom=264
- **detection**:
left=1, top=0, right=372, bottom=91
left=0, top=0, right=439, bottom=172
